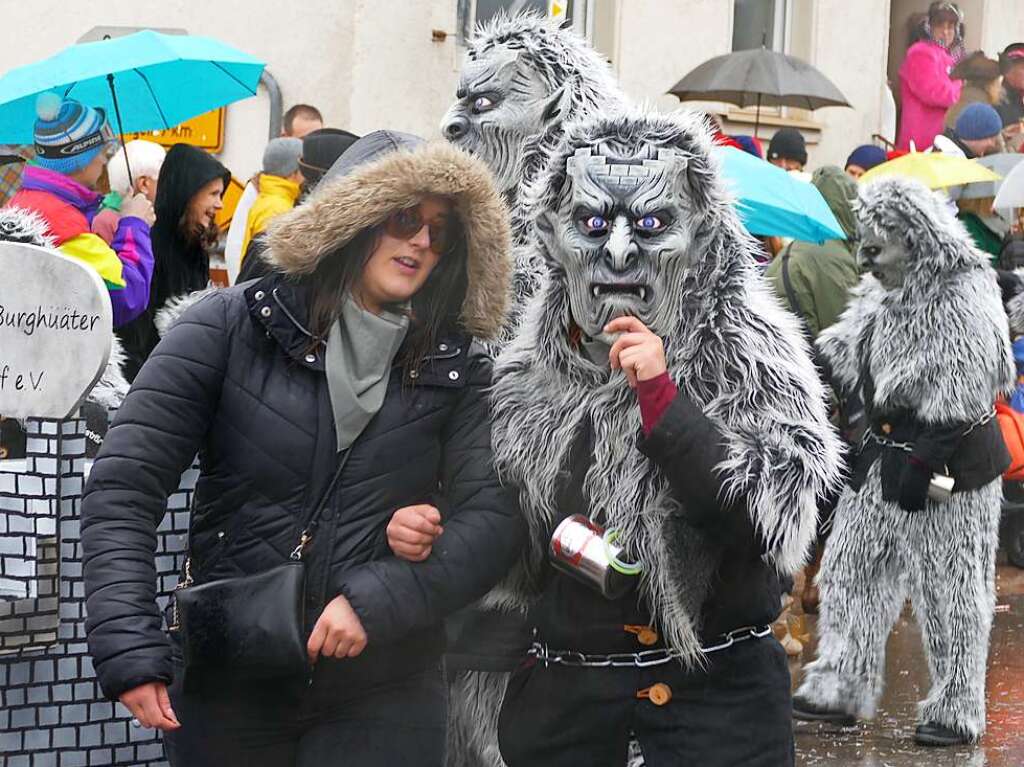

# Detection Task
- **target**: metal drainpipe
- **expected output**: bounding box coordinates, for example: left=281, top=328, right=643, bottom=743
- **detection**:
left=261, top=69, right=283, bottom=139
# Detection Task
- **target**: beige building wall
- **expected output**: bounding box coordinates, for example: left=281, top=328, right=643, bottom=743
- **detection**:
left=608, top=0, right=891, bottom=168
left=807, top=0, right=893, bottom=167
left=0, top=0, right=464, bottom=180
left=3, top=0, right=1024, bottom=179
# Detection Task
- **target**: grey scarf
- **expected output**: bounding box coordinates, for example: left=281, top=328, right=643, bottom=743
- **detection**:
left=325, top=296, right=409, bottom=451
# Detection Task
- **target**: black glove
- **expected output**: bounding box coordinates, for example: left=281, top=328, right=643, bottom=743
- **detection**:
left=897, top=457, right=932, bottom=512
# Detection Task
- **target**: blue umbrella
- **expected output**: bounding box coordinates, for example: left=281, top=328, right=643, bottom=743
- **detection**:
left=716, top=145, right=845, bottom=243
left=0, top=30, right=265, bottom=175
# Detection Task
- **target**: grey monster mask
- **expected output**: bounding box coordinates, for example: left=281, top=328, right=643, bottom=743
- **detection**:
left=534, top=140, right=699, bottom=342
left=855, top=176, right=989, bottom=292
left=441, top=13, right=623, bottom=201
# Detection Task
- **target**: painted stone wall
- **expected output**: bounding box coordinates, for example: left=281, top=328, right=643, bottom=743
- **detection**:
left=1, top=417, right=194, bottom=767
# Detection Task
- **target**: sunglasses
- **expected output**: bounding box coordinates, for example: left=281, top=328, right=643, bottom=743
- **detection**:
left=384, top=205, right=455, bottom=255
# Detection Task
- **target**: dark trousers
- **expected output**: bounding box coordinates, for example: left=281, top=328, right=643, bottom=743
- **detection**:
left=163, top=663, right=447, bottom=767
left=498, top=636, right=794, bottom=767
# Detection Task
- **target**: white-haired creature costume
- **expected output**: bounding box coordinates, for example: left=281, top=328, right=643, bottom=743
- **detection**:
left=441, top=11, right=626, bottom=346
left=489, top=109, right=842, bottom=766
left=441, top=15, right=627, bottom=767
left=794, top=178, right=1013, bottom=747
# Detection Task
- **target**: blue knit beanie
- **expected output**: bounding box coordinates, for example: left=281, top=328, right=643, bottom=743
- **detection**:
left=845, top=144, right=887, bottom=172
left=32, top=93, right=114, bottom=175
left=955, top=103, right=1003, bottom=140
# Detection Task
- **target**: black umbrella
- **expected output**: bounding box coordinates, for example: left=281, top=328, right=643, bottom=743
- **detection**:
left=668, top=47, right=851, bottom=136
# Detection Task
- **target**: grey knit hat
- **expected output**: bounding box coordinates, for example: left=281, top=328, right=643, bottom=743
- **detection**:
left=262, top=137, right=303, bottom=177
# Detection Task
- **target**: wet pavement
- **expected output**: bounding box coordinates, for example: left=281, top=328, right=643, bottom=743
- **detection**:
left=791, top=560, right=1024, bottom=766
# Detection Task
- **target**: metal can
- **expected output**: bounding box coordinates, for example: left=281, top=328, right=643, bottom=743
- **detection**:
left=928, top=472, right=955, bottom=503
left=549, top=514, right=639, bottom=600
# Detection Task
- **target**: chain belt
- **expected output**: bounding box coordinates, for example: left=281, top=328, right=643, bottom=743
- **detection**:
left=862, top=407, right=997, bottom=454
left=527, top=624, right=772, bottom=668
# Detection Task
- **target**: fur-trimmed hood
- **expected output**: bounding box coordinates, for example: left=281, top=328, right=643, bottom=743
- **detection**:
left=265, top=133, right=512, bottom=340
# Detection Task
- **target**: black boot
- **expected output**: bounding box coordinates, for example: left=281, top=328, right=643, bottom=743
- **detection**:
left=792, top=695, right=857, bottom=726
left=914, top=722, right=972, bottom=746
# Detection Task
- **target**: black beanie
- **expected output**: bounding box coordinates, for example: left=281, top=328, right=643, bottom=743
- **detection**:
left=299, top=128, right=360, bottom=189
left=768, top=128, right=807, bottom=166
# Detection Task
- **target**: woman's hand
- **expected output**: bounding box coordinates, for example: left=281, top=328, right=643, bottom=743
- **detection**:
left=119, top=681, right=181, bottom=731
left=307, top=594, right=368, bottom=664
left=387, top=504, right=443, bottom=562
left=605, top=316, right=668, bottom=388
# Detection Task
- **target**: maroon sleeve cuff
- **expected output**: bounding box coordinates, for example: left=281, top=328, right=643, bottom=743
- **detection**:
left=637, top=371, right=678, bottom=436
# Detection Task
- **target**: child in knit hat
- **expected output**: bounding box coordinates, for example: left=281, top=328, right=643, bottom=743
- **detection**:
left=7, top=94, right=156, bottom=328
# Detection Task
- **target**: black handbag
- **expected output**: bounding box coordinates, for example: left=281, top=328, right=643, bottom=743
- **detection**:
left=170, top=450, right=351, bottom=686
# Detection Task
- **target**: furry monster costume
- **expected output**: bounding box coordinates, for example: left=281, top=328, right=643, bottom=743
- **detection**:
left=795, top=177, right=1013, bottom=744
left=489, top=109, right=842, bottom=765
left=442, top=16, right=627, bottom=766
left=442, top=12, right=626, bottom=348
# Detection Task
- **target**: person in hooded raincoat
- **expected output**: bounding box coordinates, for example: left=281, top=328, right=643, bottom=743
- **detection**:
left=116, top=144, right=230, bottom=381
left=765, top=166, right=861, bottom=338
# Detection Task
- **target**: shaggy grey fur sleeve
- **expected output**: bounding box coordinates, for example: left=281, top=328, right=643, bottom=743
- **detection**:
left=881, top=271, right=1011, bottom=423
left=815, top=277, right=877, bottom=396
left=705, top=286, right=845, bottom=575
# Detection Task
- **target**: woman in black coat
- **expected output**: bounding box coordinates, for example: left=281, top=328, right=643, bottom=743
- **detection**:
left=117, top=144, right=230, bottom=381
left=80, top=131, right=523, bottom=766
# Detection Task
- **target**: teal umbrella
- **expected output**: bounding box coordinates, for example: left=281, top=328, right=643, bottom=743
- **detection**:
left=716, top=145, right=845, bottom=243
left=0, top=30, right=264, bottom=176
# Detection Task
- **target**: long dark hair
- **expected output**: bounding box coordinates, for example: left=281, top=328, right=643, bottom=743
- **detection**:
left=303, top=214, right=469, bottom=377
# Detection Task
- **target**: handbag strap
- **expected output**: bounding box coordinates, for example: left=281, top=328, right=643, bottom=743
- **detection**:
left=291, top=448, right=352, bottom=561
left=173, top=450, right=352, bottom=606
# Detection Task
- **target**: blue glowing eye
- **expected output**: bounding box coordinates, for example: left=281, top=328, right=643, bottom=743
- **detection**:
left=584, top=215, right=608, bottom=233
left=637, top=215, right=663, bottom=231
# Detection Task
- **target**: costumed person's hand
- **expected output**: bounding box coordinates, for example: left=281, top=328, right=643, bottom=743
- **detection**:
left=119, top=681, right=181, bottom=731
left=605, top=316, right=667, bottom=388
left=387, top=504, right=443, bottom=561
left=307, top=594, right=368, bottom=664
left=121, top=193, right=156, bottom=226
left=897, top=456, right=933, bottom=512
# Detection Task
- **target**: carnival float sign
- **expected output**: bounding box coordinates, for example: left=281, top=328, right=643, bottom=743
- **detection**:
left=0, top=242, right=111, bottom=419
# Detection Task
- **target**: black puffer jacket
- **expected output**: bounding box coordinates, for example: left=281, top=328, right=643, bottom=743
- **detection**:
left=81, top=137, right=521, bottom=700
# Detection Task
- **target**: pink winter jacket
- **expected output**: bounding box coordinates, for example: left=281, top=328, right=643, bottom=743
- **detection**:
left=898, top=41, right=962, bottom=150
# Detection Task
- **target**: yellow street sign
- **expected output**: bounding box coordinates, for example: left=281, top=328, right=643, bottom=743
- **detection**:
left=549, top=1, right=566, bottom=22
left=122, top=108, right=225, bottom=154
